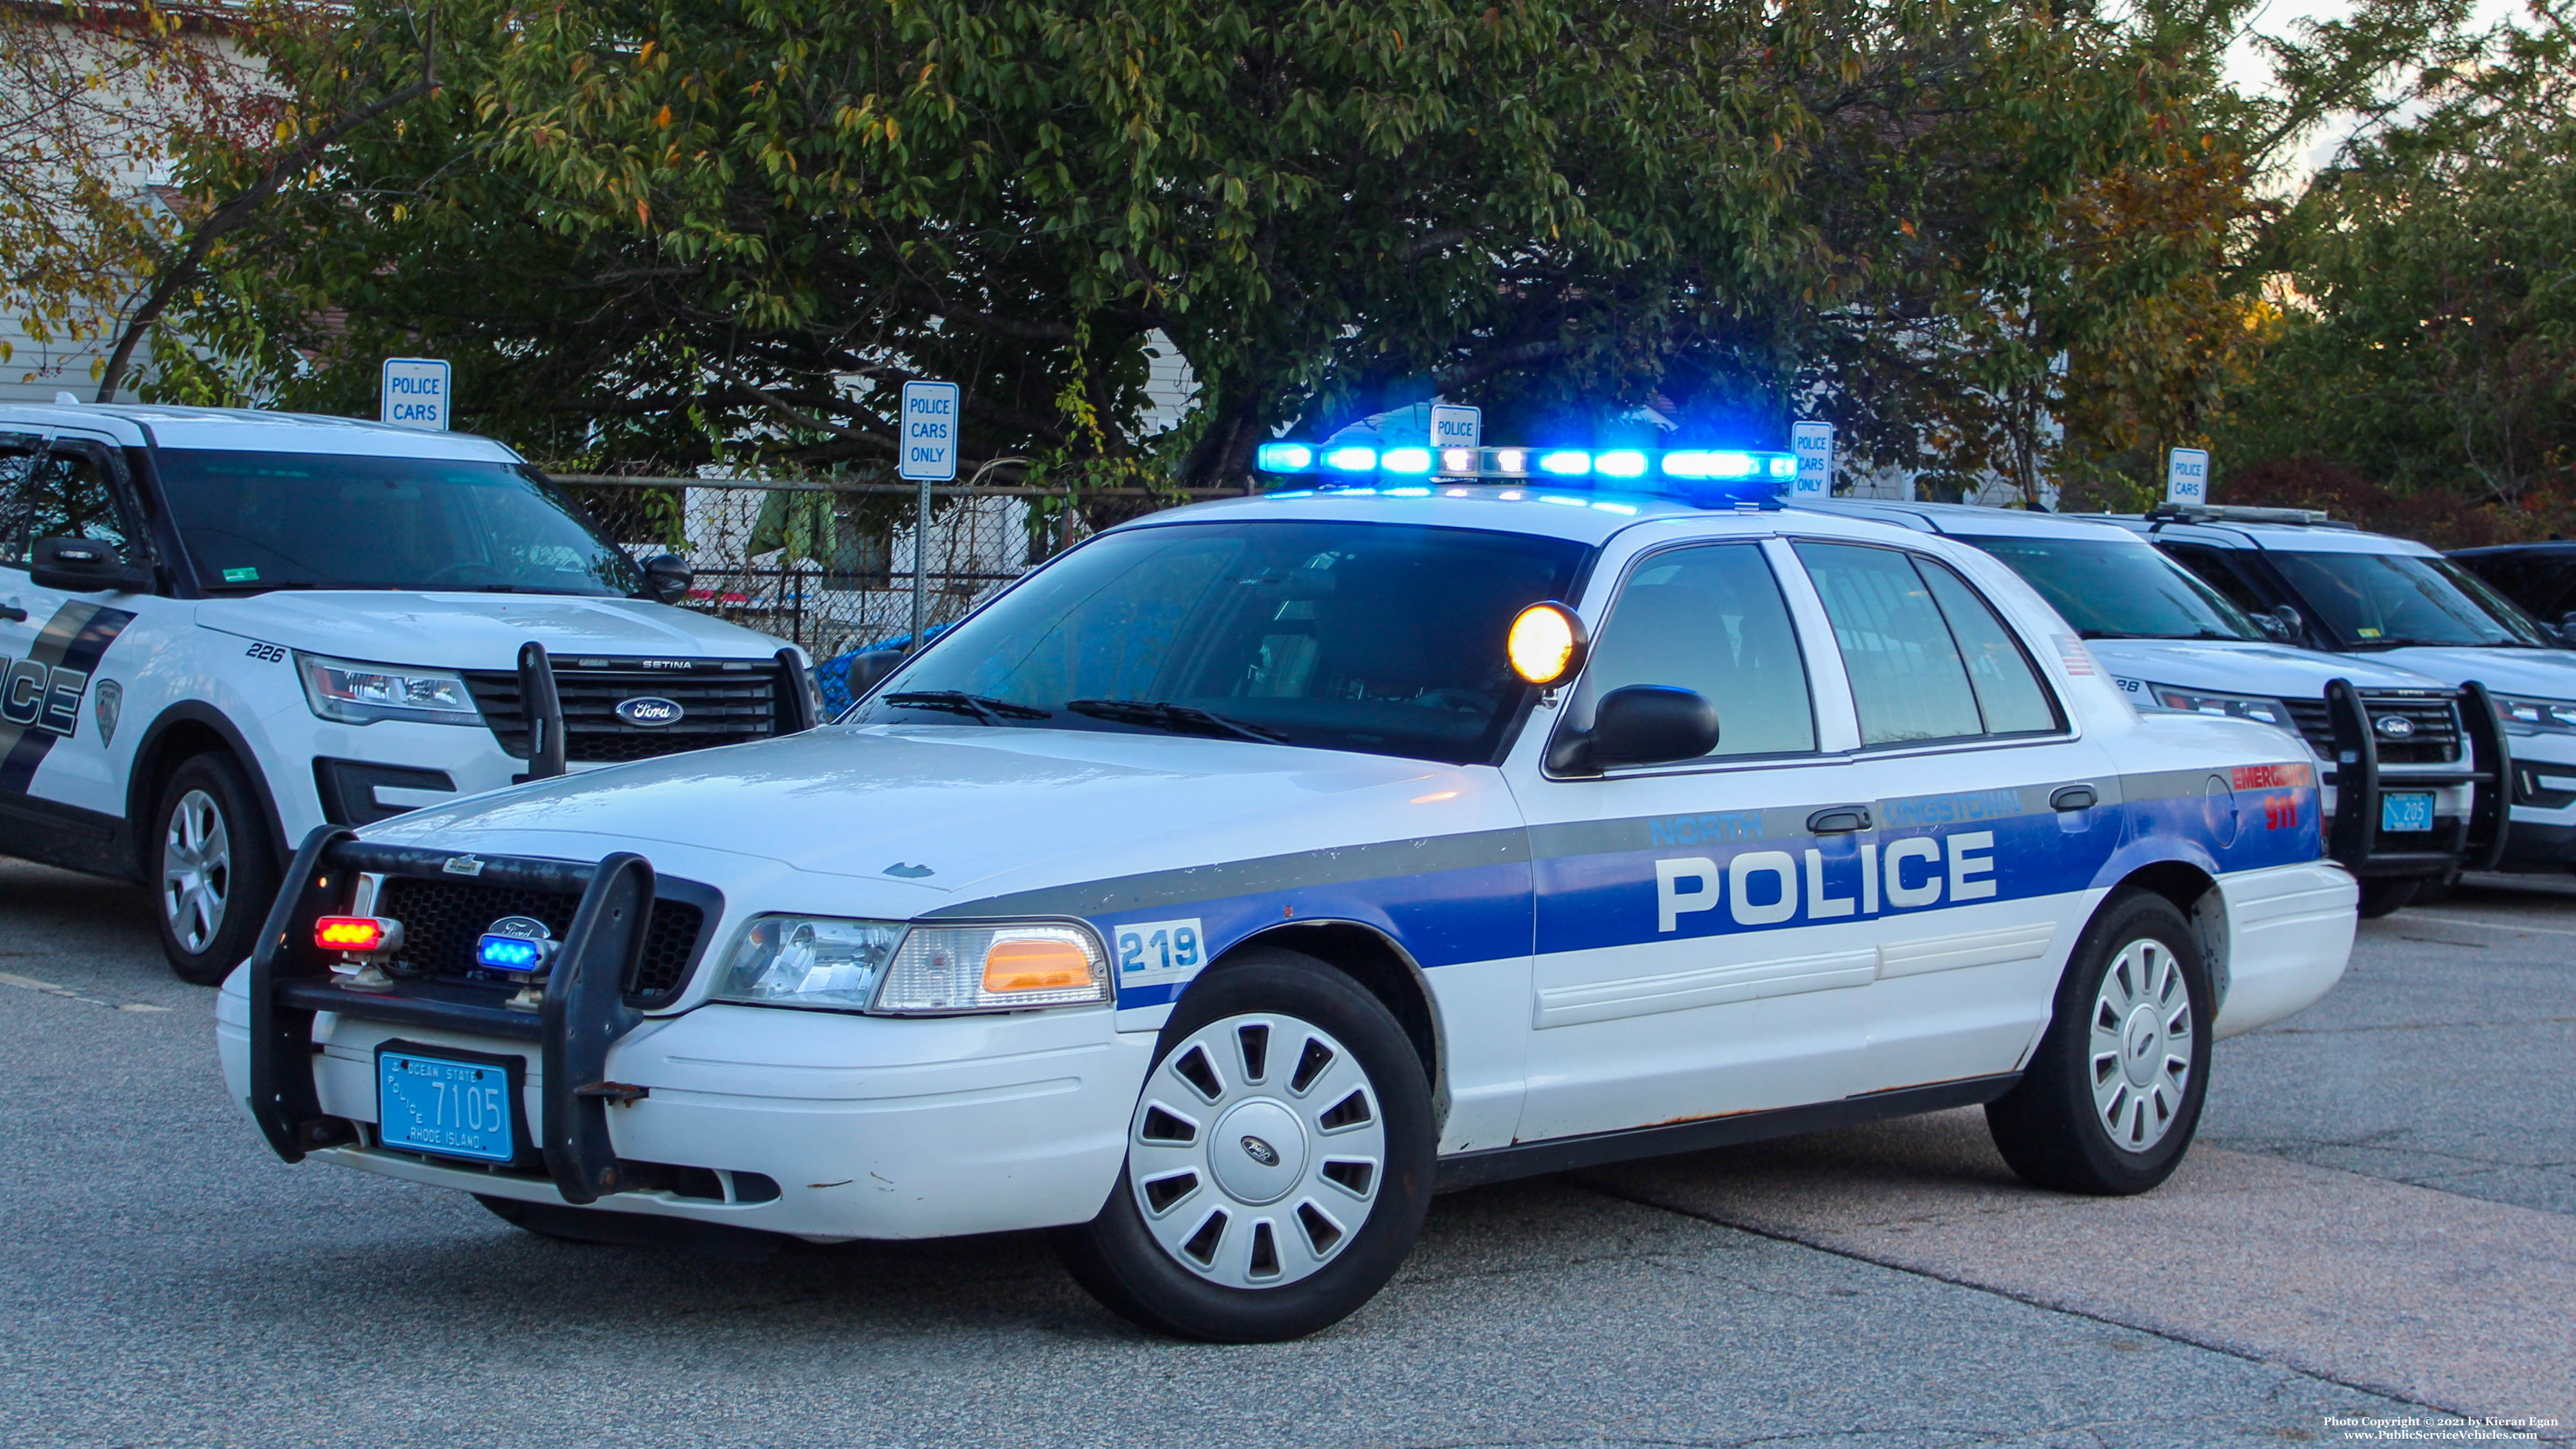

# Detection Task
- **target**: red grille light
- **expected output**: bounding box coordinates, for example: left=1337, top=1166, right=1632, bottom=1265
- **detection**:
left=316, top=916, right=401, bottom=952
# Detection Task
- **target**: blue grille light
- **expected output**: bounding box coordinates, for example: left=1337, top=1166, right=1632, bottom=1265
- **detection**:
left=1323, top=446, right=1379, bottom=472
left=1255, top=442, right=1314, bottom=472
left=1538, top=450, right=1593, bottom=476
left=476, top=933, right=553, bottom=972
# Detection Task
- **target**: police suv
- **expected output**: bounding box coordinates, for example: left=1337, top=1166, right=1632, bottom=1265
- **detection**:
left=2098, top=505, right=2576, bottom=878
left=0, top=402, right=812, bottom=983
left=1804, top=500, right=2506, bottom=917
left=219, top=447, right=2355, bottom=1342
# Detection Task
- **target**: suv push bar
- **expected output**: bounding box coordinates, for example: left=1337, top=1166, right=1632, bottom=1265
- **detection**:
left=2323, top=678, right=2511, bottom=877
left=246, top=829, right=660, bottom=1205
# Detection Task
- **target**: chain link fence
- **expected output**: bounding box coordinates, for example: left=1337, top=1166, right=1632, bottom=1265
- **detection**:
left=557, top=475, right=1250, bottom=702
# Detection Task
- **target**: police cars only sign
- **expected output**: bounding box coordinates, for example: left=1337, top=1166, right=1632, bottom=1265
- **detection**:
left=900, top=380, right=961, bottom=482
left=1791, top=421, right=1834, bottom=498
left=380, top=358, right=451, bottom=431
left=2166, top=447, right=2209, bottom=506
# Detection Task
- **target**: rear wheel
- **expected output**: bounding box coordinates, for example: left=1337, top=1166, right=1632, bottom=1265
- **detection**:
left=1987, top=889, right=2212, bottom=1195
left=151, top=753, right=278, bottom=986
left=1055, top=952, right=1434, bottom=1342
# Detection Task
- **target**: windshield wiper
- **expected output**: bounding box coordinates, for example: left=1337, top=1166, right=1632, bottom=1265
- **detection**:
left=1065, top=699, right=1287, bottom=743
left=880, top=690, right=1051, bottom=724
left=2078, top=628, right=2249, bottom=642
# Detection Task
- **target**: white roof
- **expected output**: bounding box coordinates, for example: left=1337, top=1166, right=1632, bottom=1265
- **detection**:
left=0, top=403, right=522, bottom=463
left=1124, top=484, right=1986, bottom=550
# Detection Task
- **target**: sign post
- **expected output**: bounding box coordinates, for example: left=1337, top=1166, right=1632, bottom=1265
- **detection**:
left=1429, top=403, right=1482, bottom=468
left=380, top=358, right=451, bottom=431
left=900, top=380, right=961, bottom=650
left=2166, top=447, right=2209, bottom=507
left=1791, top=421, right=1834, bottom=499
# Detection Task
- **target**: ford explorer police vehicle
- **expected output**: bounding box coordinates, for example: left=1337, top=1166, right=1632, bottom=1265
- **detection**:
left=220, top=445, right=2354, bottom=1343
left=1802, top=500, right=2506, bottom=917
left=2097, top=505, right=2575, bottom=877
left=0, top=403, right=813, bottom=983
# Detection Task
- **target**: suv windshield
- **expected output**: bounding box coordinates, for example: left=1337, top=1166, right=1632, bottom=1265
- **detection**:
left=152, top=448, right=646, bottom=596
left=2268, top=548, right=2552, bottom=649
left=853, top=519, right=1590, bottom=764
left=1957, top=533, right=2263, bottom=642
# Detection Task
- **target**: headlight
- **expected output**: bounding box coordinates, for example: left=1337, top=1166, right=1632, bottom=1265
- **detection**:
left=712, top=916, right=905, bottom=1010
left=2143, top=684, right=2292, bottom=729
left=297, top=652, right=481, bottom=726
left=709, top=916, right=1108, bottom=1014
left=2496, top=695, right=2576, bottom=736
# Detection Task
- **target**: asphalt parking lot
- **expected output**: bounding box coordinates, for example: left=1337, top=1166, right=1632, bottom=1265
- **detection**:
left=3, top=860, right=2570, bottom=1448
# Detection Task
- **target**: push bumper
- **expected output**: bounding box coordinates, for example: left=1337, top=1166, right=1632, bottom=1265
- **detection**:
left=2320, top=679, right=2511, bottom=881
left=223, top=831, right=1146, bottom=1239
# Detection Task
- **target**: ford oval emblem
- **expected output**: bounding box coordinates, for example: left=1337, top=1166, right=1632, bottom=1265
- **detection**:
left=486, top=915, right=551, bottom=940
left=1241, top=1136, right=1280, bottom=1167
left=615, top=696, right=685, bottom=727
left=2374, top=714, right=2416, bottom=739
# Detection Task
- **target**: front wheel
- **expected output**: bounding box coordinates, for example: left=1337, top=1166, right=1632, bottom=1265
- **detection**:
left=1986, top=889, right=2213, bottom=1196
left=1054, top=952, right=1435, bottom=1342
left=151, top=753, right=279, bottom=986
left=2356, top=877, right=2421, bottom=918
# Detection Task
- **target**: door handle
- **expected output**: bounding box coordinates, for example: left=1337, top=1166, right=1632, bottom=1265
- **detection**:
left=1807, top=805, right=1872, bottom=834
left=2050, top=785, right=2099, bottom=812
left=0, top=598, right=25, bottom=623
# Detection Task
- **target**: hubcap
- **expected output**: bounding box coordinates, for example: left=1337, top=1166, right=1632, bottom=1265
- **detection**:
left=1127, top=1012, right=1386, bottom=1289
left=2090, top=938, right=2194, bottom=1153
left=160, top=788, right=231, bottom=956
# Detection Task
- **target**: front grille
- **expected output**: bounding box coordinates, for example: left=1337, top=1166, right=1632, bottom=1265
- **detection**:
left=375, top=875, right=707, bottom=1004
left=2280, top=692, right=2463, bottom=766
left=464, top=659, right=786, bottom=765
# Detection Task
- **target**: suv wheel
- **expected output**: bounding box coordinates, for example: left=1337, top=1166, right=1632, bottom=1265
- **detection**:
left=1055, top=952, right=1435, bottom=1342
left=152, top=753, right=279, bottom=985
left=2356, top=877, right=2421, bottom=918
left=1986, top=889, right=2213, bottom=1195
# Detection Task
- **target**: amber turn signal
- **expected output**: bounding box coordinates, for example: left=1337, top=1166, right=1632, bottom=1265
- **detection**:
left=982, top=935, right=1096, bottom=993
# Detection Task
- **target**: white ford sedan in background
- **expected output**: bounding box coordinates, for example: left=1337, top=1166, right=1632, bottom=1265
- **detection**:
left=222, top=458, right=2354, bottom=1341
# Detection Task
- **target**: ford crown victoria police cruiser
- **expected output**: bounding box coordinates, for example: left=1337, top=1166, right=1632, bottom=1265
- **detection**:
left=1803, top=500, right=2507, bottom=917
left=219, top=451, right=2355, bottom=1342
left=0, top=403, right=811, bottom=983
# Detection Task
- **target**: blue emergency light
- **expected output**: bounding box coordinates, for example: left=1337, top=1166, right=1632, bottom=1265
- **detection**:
left=1253, top=442, right=1799, bottom=507
left=476, top=933, right=555, bottom=973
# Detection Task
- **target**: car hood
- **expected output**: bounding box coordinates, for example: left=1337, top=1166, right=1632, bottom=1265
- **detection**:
left=355, top=724, right=1506, bottom=901
left=2086, top=639, right=2450, bottom=697
left=2370, top=645, right=2576, bottom=703
left=192, top=592, right=793, bottom=669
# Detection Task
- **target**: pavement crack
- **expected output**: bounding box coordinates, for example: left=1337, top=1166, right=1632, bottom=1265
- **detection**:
left=0, top=971, right=172, bottom=1014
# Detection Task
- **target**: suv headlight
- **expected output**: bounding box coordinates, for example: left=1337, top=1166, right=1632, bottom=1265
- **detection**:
left=2496, top=695, right=2576, bottom=736
left=2142, top=684, right=2292, bottom=729
left=297, top=652, right=482, bottom=726
left=710, top=916, right=1110, bottom=1014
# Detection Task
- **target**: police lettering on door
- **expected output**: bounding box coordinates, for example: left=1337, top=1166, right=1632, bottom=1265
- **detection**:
left=1657, top=832, right=1997, bottom=931
left=1644, top=788, right=2035, bottom=937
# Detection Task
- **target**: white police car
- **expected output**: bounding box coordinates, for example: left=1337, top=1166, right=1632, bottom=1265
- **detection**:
left=1804, top=500, right=2507, bottom=917
left=219, top=447, right=2355, bottom=1342
left=2098, top=505, right=2576, bottom=878
left=0, top=402, right=812, bottom=983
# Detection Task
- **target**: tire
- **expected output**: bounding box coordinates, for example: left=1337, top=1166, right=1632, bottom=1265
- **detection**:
left=1053, top=951, right=1435, bottom=1342
left=1986, top=889, right=2213, bottom=1196
left=2408, top=870, right=2458, bottom=907
left=150, top=752, right=280, bottom=986
left=2357, top=877, right=2422, bottom=918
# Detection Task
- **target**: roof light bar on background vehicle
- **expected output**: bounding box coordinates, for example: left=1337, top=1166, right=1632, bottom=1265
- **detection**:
left=1255, top=443, right=1798, bottom=508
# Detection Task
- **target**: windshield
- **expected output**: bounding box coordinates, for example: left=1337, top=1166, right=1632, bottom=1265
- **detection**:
left=151, top=448, right=646, bottom=596
left=853, top=519, right=1590, bottom=764
left=1957, top=533, right=2264, bottom=642
left=2268, top=548, right=2553, bottom=649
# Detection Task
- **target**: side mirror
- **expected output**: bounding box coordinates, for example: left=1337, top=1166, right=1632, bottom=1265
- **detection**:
left=641, top=553, right=693, bottom=605
left=2272, top=603, right=2304, bottom=640
left=30, top=536, right=150, bottom=594
left=843, top=649, right=907, bottom=699
left=1549, top=685, right=1721, bottom=774
left=2253, top=613, right=2290, bottom=642
left=2558, top=611, right=2576, bottom=648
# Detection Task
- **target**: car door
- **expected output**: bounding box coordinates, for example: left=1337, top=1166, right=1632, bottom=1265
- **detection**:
left=1507, top=532, right=1884, bottom=1142
left=1786, top=537, right=2122, bottom=1090
left=0, top=437, right=147, bottom=815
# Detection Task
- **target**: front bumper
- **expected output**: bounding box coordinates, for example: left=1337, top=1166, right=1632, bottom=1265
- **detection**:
left=2315, top=679, right=2512, bottom=880
left=221, top=832, right=1148, bottom=1240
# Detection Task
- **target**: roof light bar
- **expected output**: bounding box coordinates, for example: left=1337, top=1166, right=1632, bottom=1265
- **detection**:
left=1254, top=444, right=1798, bottom=507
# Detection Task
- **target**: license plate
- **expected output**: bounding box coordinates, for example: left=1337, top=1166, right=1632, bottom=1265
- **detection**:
left=2380, top=792, right=2435, bottom=834
left=377, top=1050, right=515, bottom=1163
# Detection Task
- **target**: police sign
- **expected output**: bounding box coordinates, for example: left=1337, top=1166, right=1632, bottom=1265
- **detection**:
left=2166, top=447, right=2209, bottom=506
left=380, top=358, right=451, bottom=431
left=1429, top=403, right=1482, bottom=456
left=900, top=380, right=961, bottom=482
left=1791, top=421, right=1834, bottom=498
